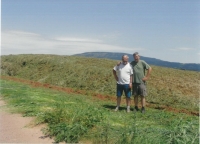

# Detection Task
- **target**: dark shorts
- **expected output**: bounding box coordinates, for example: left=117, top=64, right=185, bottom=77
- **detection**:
left=116, top=84, right=131, bottom=98
left=132, top=83, right=147, bottom=96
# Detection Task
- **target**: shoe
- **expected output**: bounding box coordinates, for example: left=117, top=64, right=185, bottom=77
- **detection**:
left=134, top=106, right=139, bottom=112
left=141, top=107, right=145, bottom=113
left=127, top=108, right=130, bottom=113
left=114, top=107, right=119, bottom=112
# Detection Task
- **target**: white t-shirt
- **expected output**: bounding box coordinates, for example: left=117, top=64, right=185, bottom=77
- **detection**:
left=113, top=63, right=133, bottom=84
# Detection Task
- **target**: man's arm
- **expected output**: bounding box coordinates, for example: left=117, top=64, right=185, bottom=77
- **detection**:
left=129, top=74, right=133, bottom=88
left=113, top=69, right=118, bottom=81
left=142, top=67, right=152, bottom=81
left=117, top=61, right=121, bottom=66
left=130, top=74, right=133, bottom=83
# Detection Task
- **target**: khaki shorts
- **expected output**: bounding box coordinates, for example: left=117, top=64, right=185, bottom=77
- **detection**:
left=132, top=83, right=147, bottom=96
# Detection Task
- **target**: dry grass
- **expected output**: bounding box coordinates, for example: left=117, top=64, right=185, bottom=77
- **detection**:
left=1, top=54, right=199, bottom=111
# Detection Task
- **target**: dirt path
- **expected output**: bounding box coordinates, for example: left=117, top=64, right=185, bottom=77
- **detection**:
left=0, top=99, right=54, bottom=143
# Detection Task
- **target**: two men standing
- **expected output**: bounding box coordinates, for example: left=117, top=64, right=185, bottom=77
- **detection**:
left=113, top=52, right=152, bottom=113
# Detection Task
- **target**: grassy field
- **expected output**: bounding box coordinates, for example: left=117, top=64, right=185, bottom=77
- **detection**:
left=1, top=54, right=199, bottom=112
left=0, top=79, right=199, bottom=143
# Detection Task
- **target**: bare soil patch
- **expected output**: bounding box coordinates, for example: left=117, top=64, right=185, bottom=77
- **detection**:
left=0, top=99, right=54, bottom=143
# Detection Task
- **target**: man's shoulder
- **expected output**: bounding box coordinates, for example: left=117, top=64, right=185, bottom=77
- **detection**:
left=130, top=61, right=137, bottom=67
left=139, top=60, right=151, bottom=68
left=139, top=60, right=146, bottom=63
left=130, top=61, right=136, bottom=64
left=130, top=60, right=150, bottom=67
left=115, top=63, right=124, bottom=69
left=119, top=63, right=132, bottom=67
left=139, top=60, right=149, bottom=65
left=127, top=63, right=133, bottom=68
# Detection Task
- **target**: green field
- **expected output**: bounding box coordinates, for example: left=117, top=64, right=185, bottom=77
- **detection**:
left=0, top=54, right=199, bottom=143
left=1, top=54, right=199, bottom=111
left=0, top=79, right=198, bottom=143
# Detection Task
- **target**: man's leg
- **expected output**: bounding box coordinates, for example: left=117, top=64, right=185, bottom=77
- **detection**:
left=126, top=97, right=131, bottom=107
left=115, top=96, right=122, bottom=111
left=134, top=96, right=139, bottom=111
left=132, top=84, right=139, bottom=111
left=126, top=97, right=131, bottom=112
left=141, top=96, right=145, bottom=107
left=140, top=83, right=147, bottom=113
left=115, top=84, right=122, bottom=111
left=124, top=84, right=131, bottom=112
left=134, top=96, right=138, bottom=106
left=141, top=96, right=145, bottom=113
left=117, top=97, right=121, bottom=108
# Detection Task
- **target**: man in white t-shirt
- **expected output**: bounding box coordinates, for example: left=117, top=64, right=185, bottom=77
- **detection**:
left=113, top=55, right=133, bottom=112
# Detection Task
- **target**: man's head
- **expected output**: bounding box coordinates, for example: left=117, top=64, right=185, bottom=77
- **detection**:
left=133, top=52, right=140, bottom=62
left=122, top=55, right=129, bottom=65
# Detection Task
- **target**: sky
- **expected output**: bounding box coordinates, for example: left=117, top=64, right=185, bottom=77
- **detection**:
left=1, top=0, right=200, bottom=63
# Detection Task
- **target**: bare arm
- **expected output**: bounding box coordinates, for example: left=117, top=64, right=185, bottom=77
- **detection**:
left=113, top=69, right=118, bottom=81
left=117, top=61, right=121, bottom=66
left=129, top=74, right=133, bottom=88
left=142, top=67, right=152, bottom=81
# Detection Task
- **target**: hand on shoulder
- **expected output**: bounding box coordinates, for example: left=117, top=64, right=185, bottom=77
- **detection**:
left=117, top=61, right=121, bottom=66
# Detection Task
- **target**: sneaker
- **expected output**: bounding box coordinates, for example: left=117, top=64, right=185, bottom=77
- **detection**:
left=134, top=106, right=139, bottom=112
left=127, top=108, right=130, bottom=113
left=141, top=107, right=145, bottom=113
left=114, top=107, right=119, bottom=112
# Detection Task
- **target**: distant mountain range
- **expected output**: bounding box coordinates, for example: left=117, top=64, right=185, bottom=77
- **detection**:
left=74, top=52, right=200, bottom=71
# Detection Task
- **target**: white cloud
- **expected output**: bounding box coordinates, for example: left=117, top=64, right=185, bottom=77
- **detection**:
left=56, top=37, right=103, bottom=43
left=170, top=47, right=194, bottom=51
left=1, top=30, right=144, bottom=56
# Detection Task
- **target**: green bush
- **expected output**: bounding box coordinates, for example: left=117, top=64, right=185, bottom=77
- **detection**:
left=40, top=104, right=104, bottom=143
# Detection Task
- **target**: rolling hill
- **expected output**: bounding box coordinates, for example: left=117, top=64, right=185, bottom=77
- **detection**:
left=1, top=54, right=199, bottom=112
left=74, top=52, right=200, bottom=71
left=0, top=54, right=199, bottom=143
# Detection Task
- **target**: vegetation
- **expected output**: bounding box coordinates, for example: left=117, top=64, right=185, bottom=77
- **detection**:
left=1, top=54, right=199, bottom=111
left=0, top=79, right=199, bottom=143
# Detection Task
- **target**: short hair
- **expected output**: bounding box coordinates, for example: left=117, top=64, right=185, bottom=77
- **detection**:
left=133, top=52, right=139, bottom=56
left=122, top=55, right=129, bottom=59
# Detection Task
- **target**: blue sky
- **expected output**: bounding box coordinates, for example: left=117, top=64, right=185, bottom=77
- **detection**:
left=1, top=0, right=200, bottom=63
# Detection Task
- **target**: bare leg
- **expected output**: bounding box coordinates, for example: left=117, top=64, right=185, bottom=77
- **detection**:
left=141, top=96, right=146, bottom=113
left=126, top=97, right=131, bottom=112
left=141, top=96, right=145, bottom=107
left=126, top=97, right=131, bottom=107
left=134, top=96, right=138, bottom=107
left=117, top=97, right=121, bottom=107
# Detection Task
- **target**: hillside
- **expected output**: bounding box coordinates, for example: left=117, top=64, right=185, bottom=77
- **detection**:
left=74, top=52, right=200, bottom=71
left=1, top=54, right=199, bottom=112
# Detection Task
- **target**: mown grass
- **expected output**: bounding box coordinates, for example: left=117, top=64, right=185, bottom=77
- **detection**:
left=0, top=79, right=199, bottom=144
left=1, top=54, right=199, bottom=112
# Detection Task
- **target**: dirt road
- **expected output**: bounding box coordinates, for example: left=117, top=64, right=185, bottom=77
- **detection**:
left=0, top=99, right=54, bottom=143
